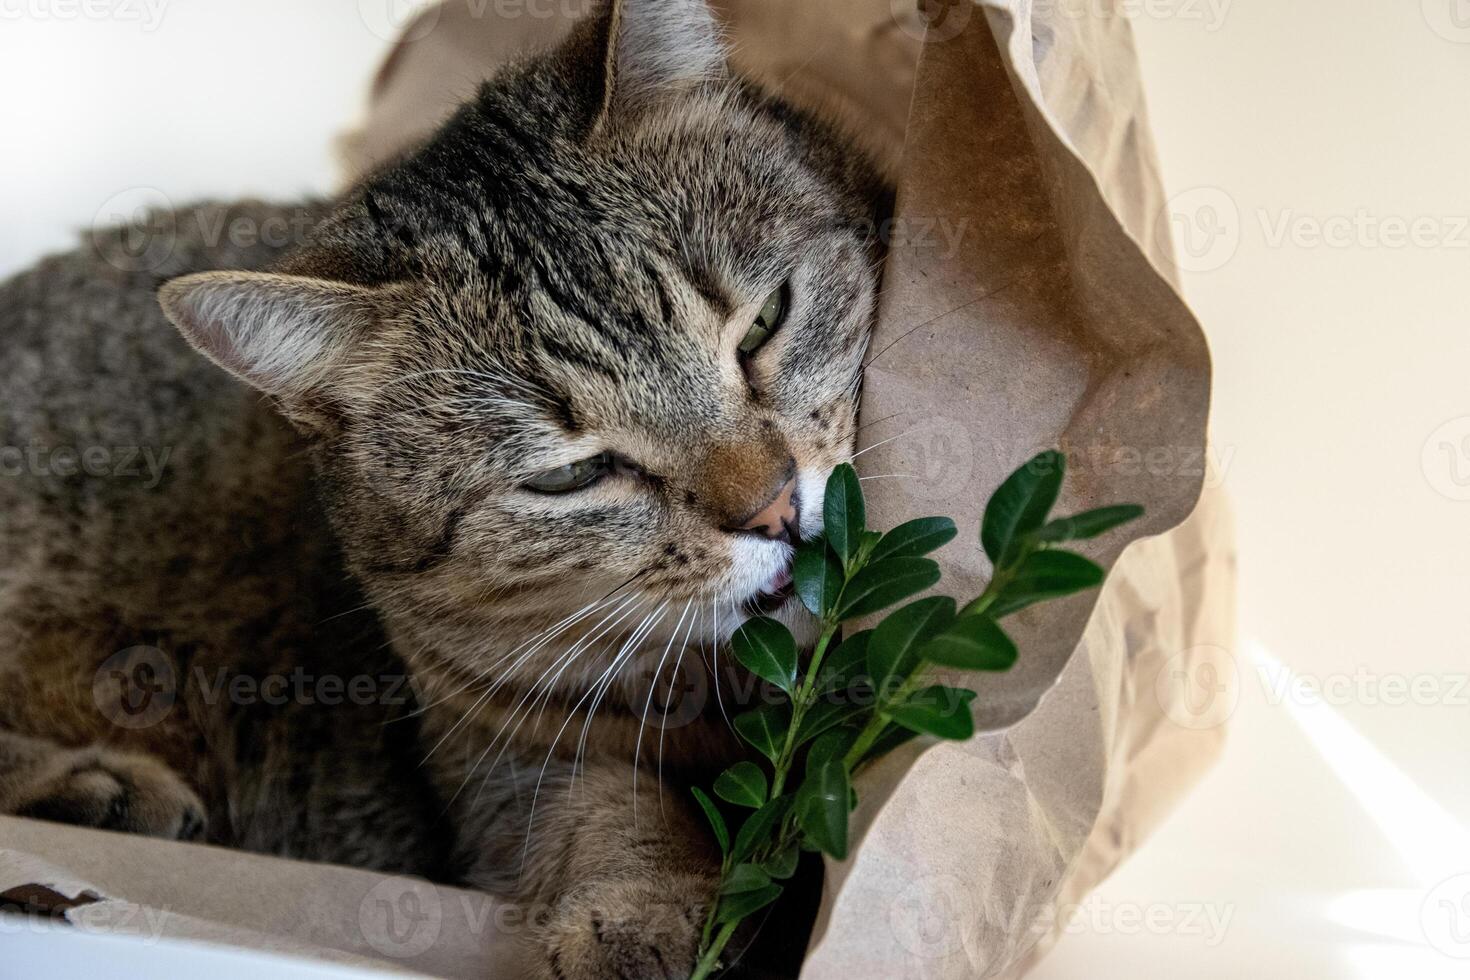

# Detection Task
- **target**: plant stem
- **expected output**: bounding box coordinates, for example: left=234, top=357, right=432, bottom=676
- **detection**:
left=841, top=670, right=921, bottom=768
left=690, top=921, right=740, bottom=980
left=767, top=620, right=840, bottom=800
left=959, top=545, right=1026, bottom=619
left=841, top=548, right=1031, bottom=769
left=694, top=616, right=843, bottom=975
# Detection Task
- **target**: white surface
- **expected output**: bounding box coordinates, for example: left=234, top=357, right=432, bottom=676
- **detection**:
left=1, top=924, right=410, bottom=980
left=1, top=2, right=1467, bottom=978
left=1031, top=2, right=1470, bottom=977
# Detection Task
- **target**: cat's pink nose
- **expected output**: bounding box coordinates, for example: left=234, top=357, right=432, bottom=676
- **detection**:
left=734, top=477, right=798, bottom=541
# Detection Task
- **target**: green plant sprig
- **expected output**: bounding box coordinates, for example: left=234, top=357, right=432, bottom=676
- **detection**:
left=688, top=451, right=1143, bottom=979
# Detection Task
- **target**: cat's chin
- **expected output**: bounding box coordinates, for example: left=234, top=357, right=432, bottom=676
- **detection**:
left=740, top=578, right=794, bottom=617
left=737, top=593, right=822, bottom=650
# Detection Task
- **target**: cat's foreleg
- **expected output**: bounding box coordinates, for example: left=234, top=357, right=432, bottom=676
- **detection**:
left=0, top=729, right=205, bottom=840
left=454, top=753, right=720, bottom=980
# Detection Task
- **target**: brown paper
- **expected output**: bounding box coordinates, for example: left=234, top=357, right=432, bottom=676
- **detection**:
left=0, top=813, right=527, bottom=976
left=2, top=2, right=1233, bottom=977
left=340, top=3, right=1229, bottom=976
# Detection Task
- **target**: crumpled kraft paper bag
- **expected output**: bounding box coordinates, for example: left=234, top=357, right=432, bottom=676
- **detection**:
left=339, top=0, right=1232, bottom=976
left=0, top=2, right=1234, bottom=977
left=0, top=812, right=529, bottom=976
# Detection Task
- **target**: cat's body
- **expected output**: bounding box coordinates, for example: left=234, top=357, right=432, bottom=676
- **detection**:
left=0, top=2, right=888, bottom=976
left=0, top=199, right=448, bottom=873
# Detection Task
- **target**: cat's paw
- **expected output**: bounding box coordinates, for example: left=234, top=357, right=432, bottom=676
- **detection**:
left=540, top=873, right=714, bottom=980
left=15, top=749, right=206, bottom=841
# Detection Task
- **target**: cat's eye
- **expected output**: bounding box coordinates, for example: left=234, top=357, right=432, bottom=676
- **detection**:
left=525, top=453, right=612, bottom=493
left=737, top=283, right=791, bottom=356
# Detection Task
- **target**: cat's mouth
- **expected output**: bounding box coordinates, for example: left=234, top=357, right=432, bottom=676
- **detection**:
left=741, top=563, right=794, bottom=616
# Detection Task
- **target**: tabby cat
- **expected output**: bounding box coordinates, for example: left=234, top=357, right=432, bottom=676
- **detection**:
left=0, top=1, right=888, bottom=975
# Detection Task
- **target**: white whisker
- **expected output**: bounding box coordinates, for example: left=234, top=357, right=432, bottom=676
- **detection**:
left=657, top=604, right=701, bottom=819
left=441, top=594, right=646, bottom=811
left=419, top=589, right=637, bottom=767
left=571, top=600, right=668, bottom=796
left=517, top=599, right=666, bottom=865
left=848, top=428, right=915, bottom=462
left=632, top=598, right=693, bottom=824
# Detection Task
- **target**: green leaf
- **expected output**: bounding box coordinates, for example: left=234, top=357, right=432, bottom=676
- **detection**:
left=816, top=630, right=872, bottom=695
left=886, top=685, right=977, bottom=741
left=990, top=549, right=1105, bottom=617
left=713, top=761, right=768, bottom=808
left=795, top=698, right=863, bottom=746
left=867, top=595, right=956, bottom=691
left=981, top=450, right=1065, bottom=566
left=806, top=729, right=858, bottom=772
left=793, top=537, right=843, bottom=617
left=732, top=796, right=791, bottom=865
left=690, top=787, right=729, bottom=856
left=715, top=884, right=782, bottom=924
left=720, top=863, right=772, bottom=895
left=835, top=557, right=941, bottom=621
left=869, top=517, right=958, bottom=563
left=1035, top=504, right=1144, bottom=543
left=733, top=703, right=791, bottom=763
left=919, top=615, right=1018, bottom=672
left=795, top=760, right=851, bottom=859
left=762, top=843, right=800, bottom=880
left=731, top=617, right=798, bottom=695
left=823, top=464, right=865, bottom=564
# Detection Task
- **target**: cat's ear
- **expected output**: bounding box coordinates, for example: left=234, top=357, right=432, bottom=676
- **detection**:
left=567, top=0, right=726, bottom=127
left=159, top=271, right=378, bottom=409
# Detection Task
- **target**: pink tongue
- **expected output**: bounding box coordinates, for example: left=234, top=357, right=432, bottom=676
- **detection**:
left=769, top=567, right=792, bottom=591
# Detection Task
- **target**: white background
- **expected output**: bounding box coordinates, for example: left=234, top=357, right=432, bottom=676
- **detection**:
left=1034, top=2, right=1470, bottom=978
left=2, top=2, right=1469, bottom=978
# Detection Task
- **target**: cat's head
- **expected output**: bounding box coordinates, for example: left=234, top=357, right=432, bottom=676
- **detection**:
left=160, top=0, right=888, bottom=700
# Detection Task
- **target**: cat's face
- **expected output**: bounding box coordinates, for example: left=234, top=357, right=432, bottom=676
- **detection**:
left=161, top=0, right=887, bottom=700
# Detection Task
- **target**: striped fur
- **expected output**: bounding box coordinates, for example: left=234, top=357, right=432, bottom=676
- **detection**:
left=1, top=2, right=888, bottom=975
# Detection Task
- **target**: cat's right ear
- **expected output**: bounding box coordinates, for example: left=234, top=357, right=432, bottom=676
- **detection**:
left=561, top=0, right=727, bottom=131
left=159, top=271, right=379, bottom=420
